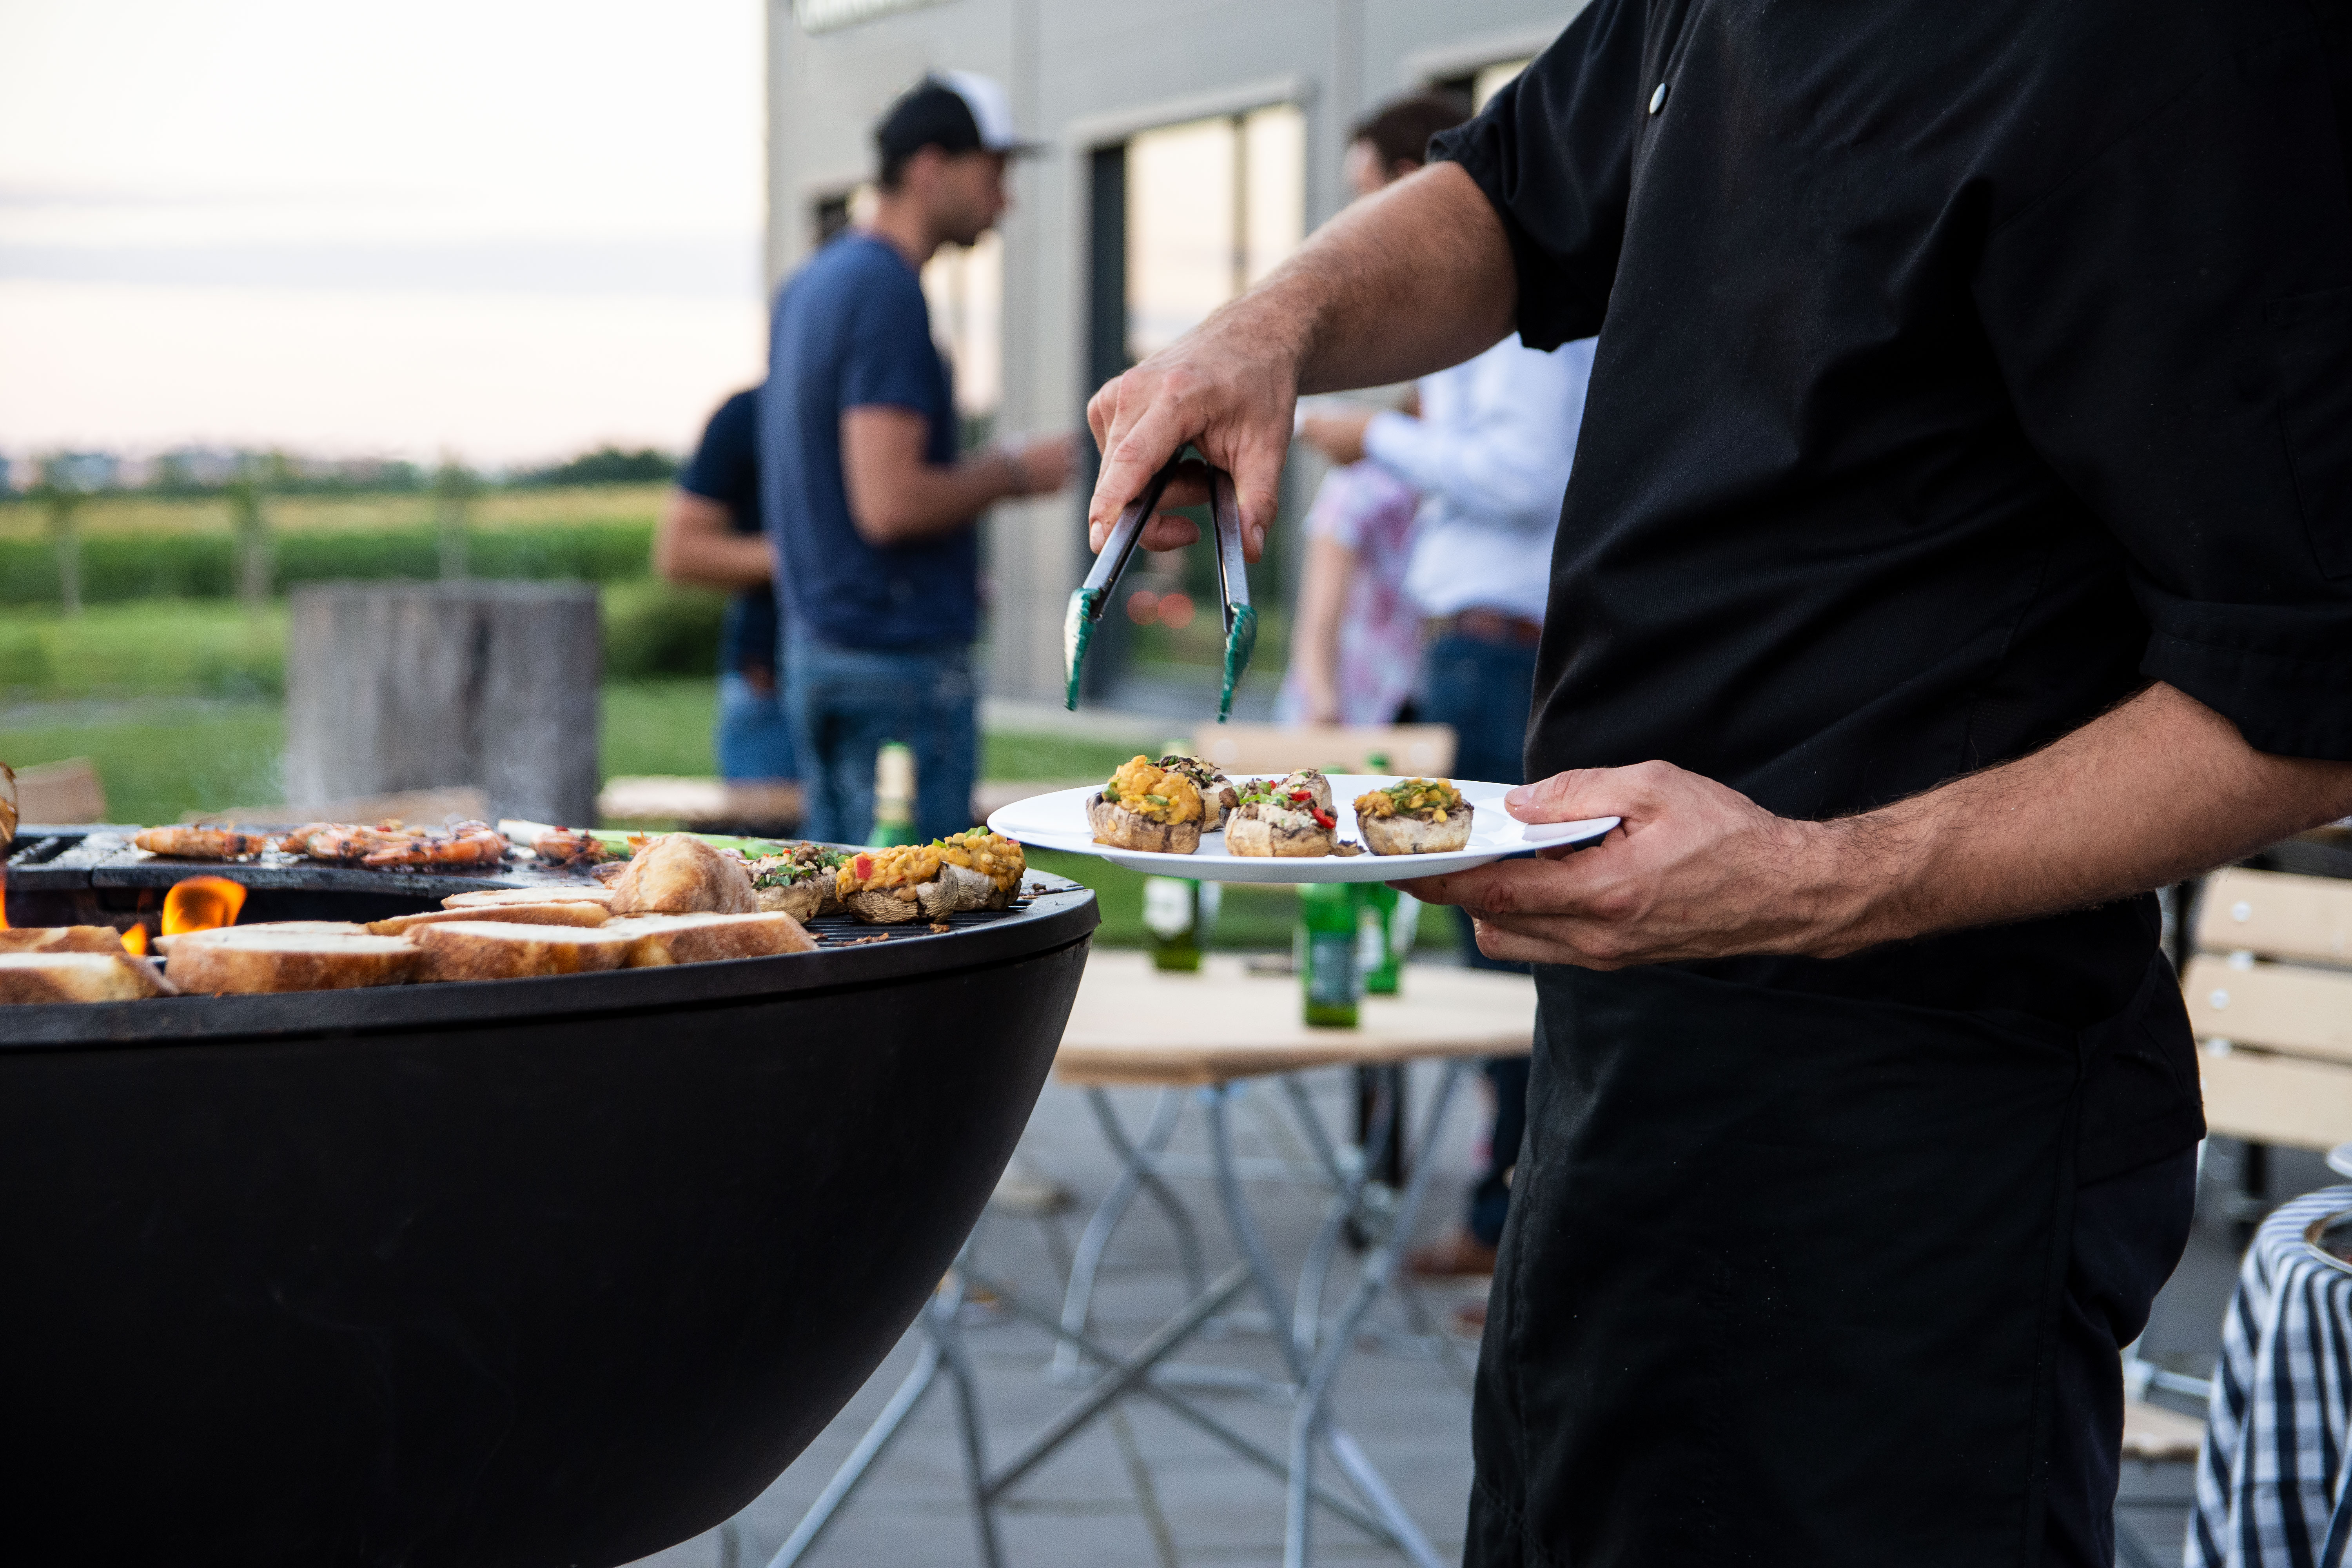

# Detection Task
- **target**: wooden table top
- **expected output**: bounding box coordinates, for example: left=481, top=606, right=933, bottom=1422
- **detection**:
left=1054, top=951, right=1538, bottom=1088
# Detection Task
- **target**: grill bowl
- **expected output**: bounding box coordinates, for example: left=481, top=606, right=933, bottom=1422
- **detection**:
left=0, top=832, right=1094, bottom=1566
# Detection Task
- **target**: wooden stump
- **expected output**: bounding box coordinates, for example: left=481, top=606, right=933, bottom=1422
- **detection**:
left=285, top=582, right=600, bottom=827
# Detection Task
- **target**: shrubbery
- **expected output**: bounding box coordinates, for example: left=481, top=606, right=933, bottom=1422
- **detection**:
left=0, top=522, right=658, bottom=605
left=601, top=580, right=729, bottom=680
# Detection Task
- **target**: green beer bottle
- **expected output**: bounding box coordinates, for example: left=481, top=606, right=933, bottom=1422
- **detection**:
left=1299, top=878, right=1361, bottom=1027
left=1143, top=737, right=1206, bottom=971
left=1357, top=751, right=1402, bottom=994
left=868, top=741, right=918, bottom=847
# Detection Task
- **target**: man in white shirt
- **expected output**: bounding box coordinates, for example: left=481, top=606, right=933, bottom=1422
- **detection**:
left=1301, top=285, right=1595, bottom=1283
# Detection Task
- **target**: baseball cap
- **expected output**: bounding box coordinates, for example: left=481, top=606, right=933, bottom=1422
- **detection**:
left=875, top=71, right=1045, bottom=163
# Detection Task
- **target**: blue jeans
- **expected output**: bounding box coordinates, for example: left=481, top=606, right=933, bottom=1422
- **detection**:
left=785, top=630, right=977, bottom=846
left=715, top=668, right=800, bottom=782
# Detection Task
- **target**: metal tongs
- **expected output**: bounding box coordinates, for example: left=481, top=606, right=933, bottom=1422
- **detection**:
left=1063, top=454, right=1258, bottom=720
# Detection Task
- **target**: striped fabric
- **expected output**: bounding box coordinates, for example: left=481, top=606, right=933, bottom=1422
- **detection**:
left=2191, top=1185, right=2352, bottom=1568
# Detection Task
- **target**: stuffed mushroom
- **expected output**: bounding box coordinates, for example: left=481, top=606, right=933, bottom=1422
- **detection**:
left=1153, top=754, right=1239, bottom=830
left=836, top=830, right=1027, bottom=924
left=1225, top=769, right=1341, bottom=857
left=748, top=842, right=850, bottom=921
left=1352, top=777, right=1473, bottom=855
left=1087, top=755, right=1206, bottom=853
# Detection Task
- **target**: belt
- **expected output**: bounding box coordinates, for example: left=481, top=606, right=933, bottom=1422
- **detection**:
left=1426, top=608, right=1543, bottom=647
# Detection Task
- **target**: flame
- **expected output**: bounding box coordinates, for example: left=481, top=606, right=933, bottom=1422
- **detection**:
left=121, top=924, right=150, bottom=956
left=161, top=876, right=246, bottom=935
left=0, top=864, right=8, bottom=930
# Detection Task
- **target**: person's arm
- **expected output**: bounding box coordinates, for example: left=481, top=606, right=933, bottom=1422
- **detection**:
left=1398, top=682, right=2352, bottom=968
left=1285, top=532, right=1357, bottom=724
left=841, top=410, right=1072, bottom=546
left=652, top=489, right=772, bottom=588
left=1360, top=345, right=1586, bottom=528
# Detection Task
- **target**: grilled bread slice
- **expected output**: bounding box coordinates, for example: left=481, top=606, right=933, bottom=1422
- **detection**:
left=165, top=928, right=418, bottom=994
left=607, top=833, right=758, bottom=915
left=604, top=911, right=817, bottom=965
left=154, top=920, right=370, bottom=956
left=410, top=920, right=641, bottom=982
left=0, top=952, right=176, bottom=1004
left=368, top=902, right=612, bottom=937
left=441, top=886, right=616, bottom=911
left=0, top=925, right=129, bottom=955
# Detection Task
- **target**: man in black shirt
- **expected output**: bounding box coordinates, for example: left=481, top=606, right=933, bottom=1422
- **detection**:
left=1083, top=2, right=2352, bottom=1563
left=655, top=386, right=797, bottom=784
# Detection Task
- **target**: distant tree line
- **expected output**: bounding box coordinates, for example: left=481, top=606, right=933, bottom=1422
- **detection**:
left=0, top=444, right=679, bottom=500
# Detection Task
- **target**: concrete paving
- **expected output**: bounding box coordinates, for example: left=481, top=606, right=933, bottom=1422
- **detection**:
left=628, top=1010, right=2338, bottom=1568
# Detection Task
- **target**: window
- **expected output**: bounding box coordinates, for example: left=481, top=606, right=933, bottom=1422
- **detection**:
left=922, top=231, right=1002, bottom=426
left=1432, top=58, right=1533, bottom=113
left=1123, top=104, right=1305, bottom=363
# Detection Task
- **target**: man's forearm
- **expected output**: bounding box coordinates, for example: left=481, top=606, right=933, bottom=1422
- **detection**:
left=1406, top=682, right=2352, bottom=971
left=1237, top=163, right=1519, bottom=396
left=1814, top=682, right=2352, bottom=955
left=855, top=452, right=1017, bottom=543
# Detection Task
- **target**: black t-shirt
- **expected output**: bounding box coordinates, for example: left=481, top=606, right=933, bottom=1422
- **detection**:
left=1432, top=0, right=2352, bottom=1028
left=677, top=387, right=778, bottom=676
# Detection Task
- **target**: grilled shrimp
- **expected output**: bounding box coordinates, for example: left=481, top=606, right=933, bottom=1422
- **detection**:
left=131, top=826, right=275, bottom=860
left=359, top=823, right=509, bottom=868
left=531, top=828, right=608, bottom=866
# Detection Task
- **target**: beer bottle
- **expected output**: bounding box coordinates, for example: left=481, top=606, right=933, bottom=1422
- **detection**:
left=869, top=742, right=918, bottom=847
left=1143, top=738, right=1205, bottom=971
left=1358, top=752, right=1402, bottom=994
left=1299, top=879, right=1361, bottom=1027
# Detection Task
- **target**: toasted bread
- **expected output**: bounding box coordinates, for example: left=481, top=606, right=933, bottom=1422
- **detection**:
left=1359, top=806, right=1473, bottom=855
left=410, top=920, right=641, bottom=982
left=154, top=920, right=370, bottom=956
left=165, top=929, right=418, bottom=994
left=0, top=925, right=129, bottom=955
left=441, top=886, right=615, bottom=911
left=607, top=834, right=758, bottom=915
left=0, top=952, right=176, bottom=1004
left=1087, top=795, right=1202, bottom=854
left=604, top=911, right=817, bottom=965
left=368, top=902, right=611, bottom=936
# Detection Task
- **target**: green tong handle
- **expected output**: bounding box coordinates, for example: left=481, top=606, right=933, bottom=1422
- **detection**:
left=1064, top=456, right=1179, bottom=710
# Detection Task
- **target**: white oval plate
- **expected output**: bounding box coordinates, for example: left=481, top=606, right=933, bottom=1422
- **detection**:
left=988, top=775, right=1619, bottom=884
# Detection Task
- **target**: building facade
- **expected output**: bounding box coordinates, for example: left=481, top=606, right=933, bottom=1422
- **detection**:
left=766, top=0, right=1586, bottom=704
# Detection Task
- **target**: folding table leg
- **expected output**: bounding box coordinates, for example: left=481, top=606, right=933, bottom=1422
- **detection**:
left=1289, top=1072, right=1396, bottom=1359
left=765, top=1332, right=946, bottom=1568
left=934, top=1294, right=1006, bottom=1568
left=1202, top=1080, right=1450, bottom=1568
left=1053, top=1087, right=1206, bottom=1381
left=1283, top=1062, right=1466, bottom=1568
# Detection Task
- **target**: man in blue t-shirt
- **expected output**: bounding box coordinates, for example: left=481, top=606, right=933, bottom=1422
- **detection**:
left=762, top=71, right=1072, bottom=844
left=655, top=385, right=797, bottom=785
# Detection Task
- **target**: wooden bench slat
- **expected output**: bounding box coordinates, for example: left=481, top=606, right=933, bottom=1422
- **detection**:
left=2199, top=1046, right=2352, bottom=1151
left=2184, top=955, right=2352, bottom=1063
left=2196, top=866, right=2352, bottom=969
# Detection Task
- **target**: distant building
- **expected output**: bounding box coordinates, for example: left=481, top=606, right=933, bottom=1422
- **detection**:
left=767, top=0, right=1575, bottom=702
left=157, top=446, right=248, bottom=489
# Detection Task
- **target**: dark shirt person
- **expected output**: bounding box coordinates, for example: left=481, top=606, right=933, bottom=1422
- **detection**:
left=761, top=72, right=1072, bottom=845
left=1083, top=4, right=2352, bottom=1564
left=654, top=386, right=797, bottom=783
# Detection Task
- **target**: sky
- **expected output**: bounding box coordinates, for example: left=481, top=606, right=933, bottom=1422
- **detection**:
left=0, top=0, right=767, bottom=468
